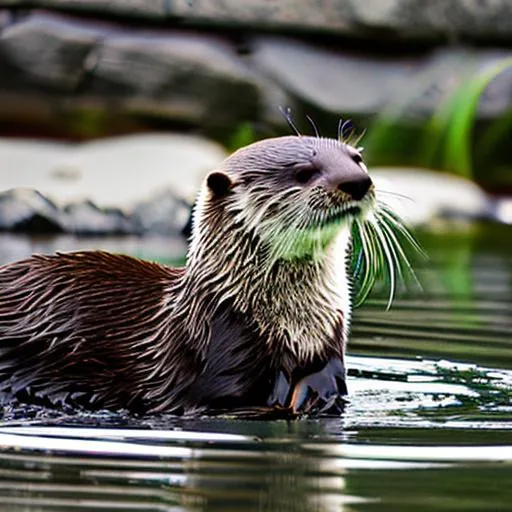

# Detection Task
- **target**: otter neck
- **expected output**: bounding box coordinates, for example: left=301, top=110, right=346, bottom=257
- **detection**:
left=178, top=207, right=352, bottom=363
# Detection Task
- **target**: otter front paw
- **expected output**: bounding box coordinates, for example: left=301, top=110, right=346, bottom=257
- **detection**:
left=269, top=357, right=348, bottom=416
left=290, top=386, right=347, bottom=416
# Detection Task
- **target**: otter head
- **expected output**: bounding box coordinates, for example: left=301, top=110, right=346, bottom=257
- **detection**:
left=193, top=136, right=375, bottom=263
left=185, top=135, right=417, bottom=363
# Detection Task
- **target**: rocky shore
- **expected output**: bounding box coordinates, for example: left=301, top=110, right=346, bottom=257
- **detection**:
left=0, top=3, right=510, bottom=142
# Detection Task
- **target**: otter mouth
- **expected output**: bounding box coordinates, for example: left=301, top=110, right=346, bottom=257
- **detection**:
left=321, top=205, right=362, bottom=225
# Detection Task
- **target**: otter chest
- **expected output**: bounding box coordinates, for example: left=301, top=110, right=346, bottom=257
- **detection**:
left=186, top=303, right=347, bottom=415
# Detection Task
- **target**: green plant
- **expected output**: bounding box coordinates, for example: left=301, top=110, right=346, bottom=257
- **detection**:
left=226, top=121, right=256, bottom=152
left=365, top=56, right=512, bottom=180
left=428, top=57, right=512, bottom=179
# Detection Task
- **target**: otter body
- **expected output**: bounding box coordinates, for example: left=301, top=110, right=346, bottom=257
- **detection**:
left=0, top=136, right=375, bottom=415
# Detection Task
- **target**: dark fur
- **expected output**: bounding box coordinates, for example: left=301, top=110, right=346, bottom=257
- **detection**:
left=0, top=252, right=182, bottom=412
left=0, top=252, right=345, bottom=414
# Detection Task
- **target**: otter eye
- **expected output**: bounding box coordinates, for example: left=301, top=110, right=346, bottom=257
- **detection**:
left=294, top=165, right=319, bottom=184
left=351, top=153, right=363, bottom=164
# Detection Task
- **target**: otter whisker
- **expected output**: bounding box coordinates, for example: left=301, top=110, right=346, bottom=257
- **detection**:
left=337, top=118, right=344, bottom=141
left=279, top=106, right=302, bottom=136
left=306, top=115, right=321, bottom=138
left=370, top=218, right=397, bottom=309
left=348, top=129, right=366, bottom=147
left=352, top=200, right=423, bottom=308
left=339, top=119, right=353, bottom=140
left=376, top=208, right=424, bottom=292
left=376, top=189, right=414, bottom=202
left=377, top=212, right=415, bottom=277
left=352, top=218, right=375, bottom=306
left=377, top=204, right=425, bottom=258
left=337, top=119, right=366, bottom=148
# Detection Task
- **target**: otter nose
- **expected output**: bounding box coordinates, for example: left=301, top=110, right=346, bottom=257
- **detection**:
left=337, top=175, right=372, bottom=200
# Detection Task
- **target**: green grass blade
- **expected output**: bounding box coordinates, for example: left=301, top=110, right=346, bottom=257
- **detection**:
left=444, top=57, right=512, bottom=178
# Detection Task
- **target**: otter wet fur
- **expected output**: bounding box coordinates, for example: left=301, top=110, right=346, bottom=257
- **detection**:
left=0, top=135, right=417, bottom=417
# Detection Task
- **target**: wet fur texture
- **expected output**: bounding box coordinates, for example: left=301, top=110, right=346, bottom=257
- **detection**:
left=0, top=136, right=373, bottom=415
left=0, top=251, right=345, bottom=414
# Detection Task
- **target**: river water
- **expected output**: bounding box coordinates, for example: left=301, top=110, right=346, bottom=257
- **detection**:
left=0, top=223, right=511, bottom=511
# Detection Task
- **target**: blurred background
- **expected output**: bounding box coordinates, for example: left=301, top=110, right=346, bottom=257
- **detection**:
left=0, top=0, right=510, bottom=256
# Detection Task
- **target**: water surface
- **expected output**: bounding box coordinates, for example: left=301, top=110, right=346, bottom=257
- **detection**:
left=0, top=223, right=511, bottom=511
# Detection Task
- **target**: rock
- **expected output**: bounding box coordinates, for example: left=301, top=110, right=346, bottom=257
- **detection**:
left=0, top=139, right=71, bottom=195
left=1, top=0, right=512, bottom=43
left=0, top=133, right=226, bottom=208
left=131, top=191, right=191, bottom=235
left=0, top=12, right=263, bottom=134
left=490, top=198, right=512, bottom=225
left=390, top=48, right=512, bottom=121
left=0, top=188, right=64, bottom=232
left=63, top=201, right=134, bottom=235
left=170, top=0, right=512, bottom=43
left=88, top=31, right=260, bottom=131
left=0, top=12, right=102, bottom=91
left=0, top=9, right=12, bottom=30
left=251, top=38, right=512, bottom=123
left=142, top=0, right=512, bottom=43
left=372, top=167, right=492, bottom=226
left=347, top=0, right=512, bottom=42
left=170, top=0, right=355, bottom=34
left=39, top=0, right=167, bottom=18
left=0, top=189, right=192, bottom=235
left=0, top=12, right=265, bottom=133
left=250, top=36, right=418, bottom=116
left=0, top=133, right=227, bottom=234
left=55, top=133, right=226, bottom=207
left=0, top=188, right=190, bottom=235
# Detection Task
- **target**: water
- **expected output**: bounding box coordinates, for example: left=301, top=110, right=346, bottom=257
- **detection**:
left=0, top=223, right=511, bottom=511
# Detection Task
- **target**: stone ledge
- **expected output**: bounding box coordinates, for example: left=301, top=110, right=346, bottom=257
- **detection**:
left=1, top=11, right=510, bottom=143
left=0, top=134, right=226, bottom=234
left=1, top=0, right=512, bottom=43
left=0, top=12, right=266, bottom=134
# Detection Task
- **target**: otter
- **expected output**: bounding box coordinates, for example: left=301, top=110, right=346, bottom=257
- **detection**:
left=0, top=135, right=377, bottom=416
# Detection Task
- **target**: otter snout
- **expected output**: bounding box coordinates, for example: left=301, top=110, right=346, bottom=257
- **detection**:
left=311, top=144, right=373, bottom=201
left=319, top=163, right=373, bottom=201
left=337, top=174, right=372, bottom=201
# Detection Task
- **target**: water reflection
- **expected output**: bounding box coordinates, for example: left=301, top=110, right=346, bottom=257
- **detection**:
left=0, top=425, right=356, bottom=512
left=0, top=422, right=511, bottom=511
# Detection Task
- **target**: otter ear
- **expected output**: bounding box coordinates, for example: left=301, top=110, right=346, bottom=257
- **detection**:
left=206, top=171, right=233, bottom=197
